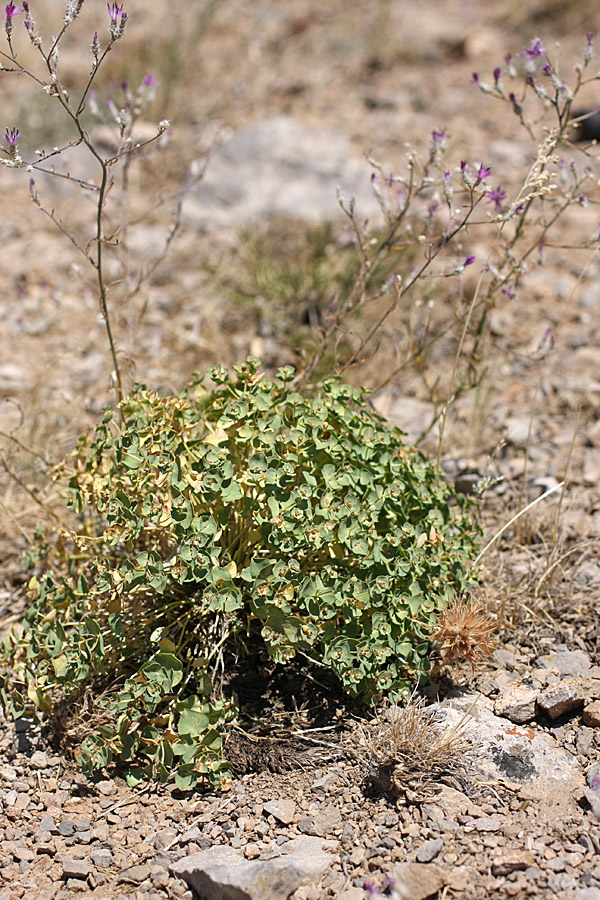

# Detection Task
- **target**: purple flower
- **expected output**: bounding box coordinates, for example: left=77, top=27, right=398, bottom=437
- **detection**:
left=523, top=37, right=546, bottom=58
left=476, top=163, right=492, bottom=181
left=471, top=72, right=479, bottom=84
left=143, top=74, right=157, bottom=88
left=464, top=254, right=476, bottom=266
left=486, top=186, right=506, bottom=211
left=541, top=63, right=553, bottom=76
left=3, top=126, right=20, bottom=147
left=5, top=3, right=22, bottom=18
left=431, top=128, right=449, bottom=142
left=107, top=1, right=122, bottom=21
left=493, top=67, right=501, bottom=82
left=107, top=2, right=127, bottom=39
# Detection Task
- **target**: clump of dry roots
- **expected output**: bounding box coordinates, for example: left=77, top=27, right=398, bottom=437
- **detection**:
left=431, top=599, right=497, bottom=668
left=361, top=698, right=473, bottom=802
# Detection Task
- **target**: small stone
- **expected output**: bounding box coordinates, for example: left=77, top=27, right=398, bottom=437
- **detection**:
left=153, top=829, right=177, bottom=849
left=152, top=869, right=170, bottom=888
left=62, top=858, right=92, bottom=879
left=491, top=851, right=534, bottom=875
left=29, top=751, right=49, bottom=770
left=58, top=820, right=76, bottom=837
left=263, top=799, right=296, bottom=825
left=417, top=838, right=444, bottom=863
left=74, top=818, right=91, bottom=833
left=472, top=816, right=502, bottom=832
left=90, top=848, right=112, bottom=868
left=118, top=863, right=153, bottom=883
left=243, top=843, right=261, bottom=859
left=583, top=701, right=600, bottom=727
left=96, top=779, right=116, bottom=797
left=180, top=826, right=203, bottom=845
left=390, top=862, right=447, bottom=900
left=494, top=685, right=538, bottom=724
left=13, top=847, right=35, bottom=862
left=537, top=680, right=585, bottom=719
left=37, top=814, right=57, bottom=835
left=311, top=804, right=342, bottom=836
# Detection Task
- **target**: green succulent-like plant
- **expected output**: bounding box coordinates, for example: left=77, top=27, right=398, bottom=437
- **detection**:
left=0, top=358, right=479, bottom=791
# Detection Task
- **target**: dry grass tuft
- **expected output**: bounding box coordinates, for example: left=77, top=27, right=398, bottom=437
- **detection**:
left=361, top=697, right=473, bottom=801
left=431, top=599, right=497, bottom=669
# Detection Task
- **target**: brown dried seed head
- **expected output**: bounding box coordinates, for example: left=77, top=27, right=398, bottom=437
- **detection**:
left=431, top=599, right=496, bottom=667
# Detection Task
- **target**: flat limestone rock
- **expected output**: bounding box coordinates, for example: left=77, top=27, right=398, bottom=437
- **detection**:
left=437, top=695, right=584, bottom=790
left=169, top=835, right=335, bottom=900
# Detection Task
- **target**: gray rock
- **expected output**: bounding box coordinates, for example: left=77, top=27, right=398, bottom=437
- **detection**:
left=536, top=649, right=592, bottom=676
left=182, top=116, right=380, bottom=230
left=573, top=889, right=600, bottom=900
left=494, top=685, right=538, bottom=724
left=29, top=751, right=49, bottom=769
left=58, top=819, right=76, bottom=837
left=61, top=858, right=92, bottom=879
left=170, top=835, right=335, bottom=900
left=36, top=814, right=58, bottom=835
left=537, top=680, right=585, bottom=719
left=416, top=837, right=443, bottom=862
left=472, top=816, right=502, bottom=832
left=437, top=695, right=584, bottom=791
left=153, top=828, right=177, bottom=849
left=583, top=701, right=600, bottom=727
left=118, top=863, right=153, bottom=884
left=389, top=862, right=447, bottom=900
left=180, top=825, right=203, bottom=845
left=90, top=847, right=113, bottom=868
left=263, top=799, right=296, bottom=825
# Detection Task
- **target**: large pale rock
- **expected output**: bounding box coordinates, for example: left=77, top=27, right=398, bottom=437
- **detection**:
left=169, top=835, right=335, bottom=900
left=182, top=116, right=380, bottom=229
left=437, top=695, right=583, bottom=790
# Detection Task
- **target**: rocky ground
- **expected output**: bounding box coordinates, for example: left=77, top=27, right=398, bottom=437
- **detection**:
left=1, top=0, right=600, bottom=898
left=2, top=643, right=600, bottom=900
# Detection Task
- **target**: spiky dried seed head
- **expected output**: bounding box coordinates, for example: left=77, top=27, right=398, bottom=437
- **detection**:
left=431, top=599, right=497, bottom=668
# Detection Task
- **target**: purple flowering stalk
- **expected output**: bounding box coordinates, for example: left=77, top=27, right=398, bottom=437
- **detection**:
left=0, top=0, right=180, bottom=418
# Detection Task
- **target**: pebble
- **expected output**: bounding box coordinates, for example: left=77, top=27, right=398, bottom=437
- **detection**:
left=263, top=798, right=296, bottom=825
left=29, top=751, right=49, bottom=769
left=61, top=858, right=92, bottom=879
left=416, top=837, right=444, bottom=862
left=583, top=702, right=600, bottom=727
left=90, top=847, right=112, bottom=868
